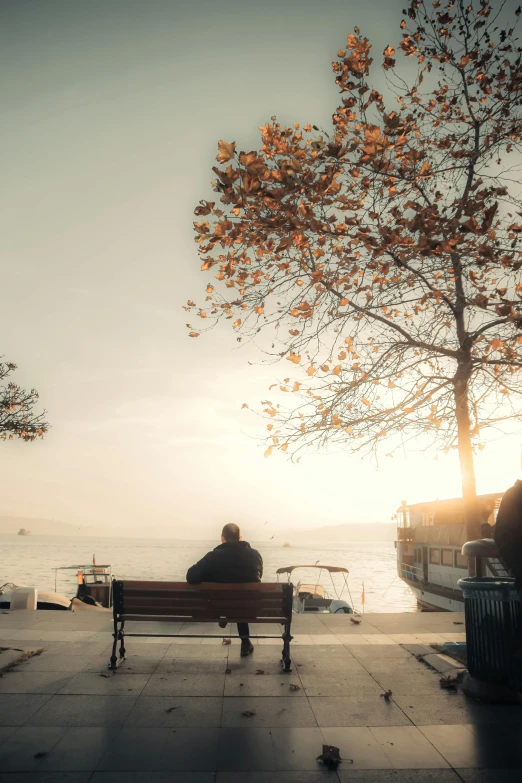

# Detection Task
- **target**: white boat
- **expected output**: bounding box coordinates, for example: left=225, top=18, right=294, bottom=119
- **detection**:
left=276, top=564, right=354, bottom=613
left=0, top=583, right=70, bottom=610
left=395, top=493, right=508, bottom=611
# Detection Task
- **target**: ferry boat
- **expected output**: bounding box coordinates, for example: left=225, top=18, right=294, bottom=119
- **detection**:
left=17, top=528, right=30, bottom=536
left=395, top=492, right=508, bottom=611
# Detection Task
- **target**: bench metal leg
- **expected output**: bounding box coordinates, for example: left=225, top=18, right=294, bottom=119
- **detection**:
left=119, top=619, right=126, bottom=660
left=109, top=618, right=126, bottom=670
left=281, top=623, right=293, bottom=672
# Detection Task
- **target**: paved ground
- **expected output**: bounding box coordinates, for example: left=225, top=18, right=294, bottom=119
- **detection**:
left=0, top=608, right=520, bottom=782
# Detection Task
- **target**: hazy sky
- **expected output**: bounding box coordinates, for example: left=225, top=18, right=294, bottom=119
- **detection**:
left=2, top=0, right=521, bottom=536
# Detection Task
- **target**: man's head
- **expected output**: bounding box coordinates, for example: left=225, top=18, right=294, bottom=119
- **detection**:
left=221, top=523, right=241, bottom=543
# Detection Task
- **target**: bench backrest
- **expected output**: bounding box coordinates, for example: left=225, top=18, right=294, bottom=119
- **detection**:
left=112, top=580, right=293, bottom=624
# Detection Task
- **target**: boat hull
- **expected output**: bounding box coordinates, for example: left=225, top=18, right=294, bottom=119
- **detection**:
left=0, top=591, right=70, bottom=611
left=401, top=578, right=464, bottom=612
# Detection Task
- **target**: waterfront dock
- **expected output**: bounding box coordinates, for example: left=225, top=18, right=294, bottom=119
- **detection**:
left=0, top=608, right=521, bottom=781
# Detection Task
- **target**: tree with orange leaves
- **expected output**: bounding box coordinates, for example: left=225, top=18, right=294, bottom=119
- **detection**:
left=187, top=0, right=522, bottom=540
left=0, top=359, right=48, bottom=442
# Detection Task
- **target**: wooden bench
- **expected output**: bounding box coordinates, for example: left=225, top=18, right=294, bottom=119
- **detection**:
left=109, top=579, right=294, bottom=671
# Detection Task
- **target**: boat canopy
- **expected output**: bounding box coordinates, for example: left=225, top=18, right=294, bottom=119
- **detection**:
left=276, top=565, right=349, bottom=575
left=55, top=565, right=111, bottom=570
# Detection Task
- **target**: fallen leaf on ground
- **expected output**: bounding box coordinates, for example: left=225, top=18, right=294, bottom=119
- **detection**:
left=453, top=621, right=464, bottom=625
left=289, top=683, right=301, bottom=691
left=255, top=669, right=265, bottom=675
left=380, top=690, right=393, bottom=700
left=242, top=710, right=256, bottom=717
left=317, top=744, right=344, bottom=768
left=100, top=672, right=113, bottom=678
left=222, top=638, right=232, bottom=645
left=165, top=706, right=179, bottom=713
left=33, top=752, right=48, bottom=759
left=350, top=618, right=361, bottom=625
left=440, top=672, right=464, bottom=691
left=225, top=668, right=232, bottom=674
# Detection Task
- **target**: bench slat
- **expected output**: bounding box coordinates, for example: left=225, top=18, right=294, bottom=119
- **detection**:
left=122, top=609, right=283, bottom=618
left=124, top=596, right=283, bottom=612
left=122, top=614, right=287, bottom=623
left=123, top=590, right=284, bottom=601
left=120, top=580, right=282, bottom=592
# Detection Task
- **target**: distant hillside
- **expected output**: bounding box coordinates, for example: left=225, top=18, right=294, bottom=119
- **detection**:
left=0, top=516, right=104, bottom=537
left=277, top=522, right=396, bottom=543
left=0, top=516, right=396, bottom=542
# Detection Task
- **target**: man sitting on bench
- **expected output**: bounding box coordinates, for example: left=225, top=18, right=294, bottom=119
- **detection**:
left=186, top=523, right=263, bottom=657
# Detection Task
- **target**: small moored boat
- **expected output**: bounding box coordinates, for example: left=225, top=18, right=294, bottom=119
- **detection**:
left=276, top=564, right=354, bottom=613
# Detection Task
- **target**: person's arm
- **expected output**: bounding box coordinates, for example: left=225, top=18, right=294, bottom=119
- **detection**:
left=186, top=553, right=213, bottom=584
left=258, top=552, right=263, bottom=580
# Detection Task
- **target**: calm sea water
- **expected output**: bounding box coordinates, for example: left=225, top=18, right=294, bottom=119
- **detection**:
left=0, top=536, right=416, bottom=613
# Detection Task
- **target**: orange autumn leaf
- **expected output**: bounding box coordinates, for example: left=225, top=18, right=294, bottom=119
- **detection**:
left=287, top=352, right=301, bottom=364
left=362, top=398, right=371, bottom=407
left=281, top=443, right=289, bottom=452
left=333, top=365, right=341, bottom=375
left=307, top=365, right=316, bottom=376
left=216, top=140, right=236, bottom=163
left=264, top=446, right=273, bottom=458
left=188, top=332, right=200, bottom=338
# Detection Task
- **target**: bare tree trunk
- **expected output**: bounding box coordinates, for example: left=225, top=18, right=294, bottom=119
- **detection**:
left=454, top=357, right=480, bottom=543
left=452, top=251, right=481, bottom=545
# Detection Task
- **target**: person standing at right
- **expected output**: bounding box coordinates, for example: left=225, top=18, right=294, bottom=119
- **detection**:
left=495, top=479, right=522, bottom=590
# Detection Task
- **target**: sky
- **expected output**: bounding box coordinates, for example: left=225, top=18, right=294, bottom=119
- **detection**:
left=1, top=0, right=522, bottom=538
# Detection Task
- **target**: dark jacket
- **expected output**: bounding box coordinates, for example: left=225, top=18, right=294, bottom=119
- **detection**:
left=495, top=480, right=522, bottom=588
left=186, top=541, right=263, bottom=584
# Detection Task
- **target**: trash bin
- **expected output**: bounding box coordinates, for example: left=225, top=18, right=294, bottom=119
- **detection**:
left=458, top=575, right=522, bottom=686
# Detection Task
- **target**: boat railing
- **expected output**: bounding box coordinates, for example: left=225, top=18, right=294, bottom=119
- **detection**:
left=400, top=563, right=424, bottom=582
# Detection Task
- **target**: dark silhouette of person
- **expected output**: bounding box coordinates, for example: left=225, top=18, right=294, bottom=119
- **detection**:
left=186, top=523, right=263, bottom=656
left=495, top=480, right=522, bottom=589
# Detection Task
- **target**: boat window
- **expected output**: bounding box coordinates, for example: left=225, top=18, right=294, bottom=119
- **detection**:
left=429, top=548, right=441, bottom=565
left=455, top=552, right=468, bottom=569
left=441, top=549, right=454, bottom=567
